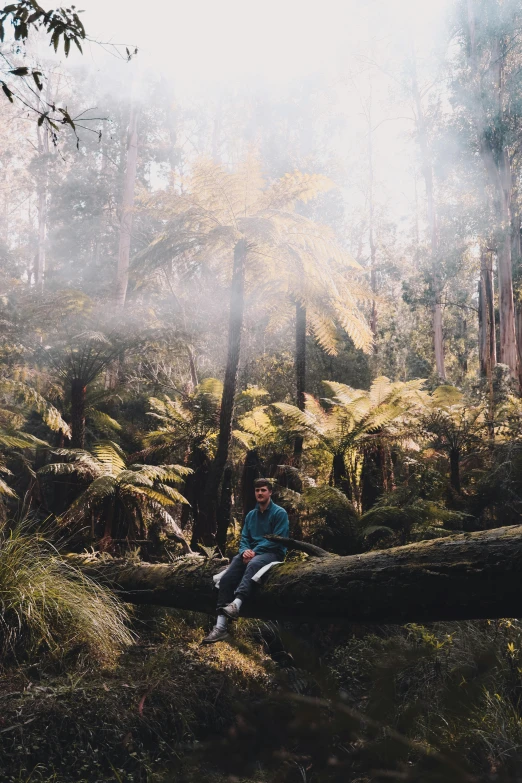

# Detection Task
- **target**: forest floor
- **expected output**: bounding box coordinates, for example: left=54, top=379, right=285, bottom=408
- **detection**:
left=0, top=608, right=275, bottom=783
left=2, top=610, right=522, bottom=782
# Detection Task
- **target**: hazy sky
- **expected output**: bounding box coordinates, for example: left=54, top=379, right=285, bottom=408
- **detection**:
left=77, top=0, right=452, bottom=91
left=58, top=0, right=454, bottom=230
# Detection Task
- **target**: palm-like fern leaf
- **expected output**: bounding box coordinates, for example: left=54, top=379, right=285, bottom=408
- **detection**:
left=91, top=441, right=126, bottom=476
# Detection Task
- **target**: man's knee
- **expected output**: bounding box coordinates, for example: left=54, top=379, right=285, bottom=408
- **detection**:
left=244, top=556, right=265, bottom=576
left=220, top=554, right=244, bottom=585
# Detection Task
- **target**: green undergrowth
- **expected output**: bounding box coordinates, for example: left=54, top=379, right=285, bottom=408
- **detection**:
left=0, top=609, right=273, bottom=783
left=325, top=619, right=522, bottom=779
left=3, top=611, right=522, bottom=782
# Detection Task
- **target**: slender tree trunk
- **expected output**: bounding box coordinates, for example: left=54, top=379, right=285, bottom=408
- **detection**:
left=216, top=464, right=233, bottom=554
left=449, top=448, right=461, bottom=494
left=293, top=300, right=306, bottom=462
left=478, top=248, right=497, bottom=378
left=410, top=46, right=445, bottom=379
left=70, top=378, right=87, bottom=449
left=73, top=524, right=522, bottom=623
left=35, top=118, right=50, bottom=293
left=497, top=154, right=518, bottom=376
left=196, top=239, right=247, bottom=544
left=114, top=101, right=139, bottom=307
left=479, top=248, right=496, bottom=440
left=511, top=190, right=522, bottom=389
left=241, top=448, right=262, bottom=517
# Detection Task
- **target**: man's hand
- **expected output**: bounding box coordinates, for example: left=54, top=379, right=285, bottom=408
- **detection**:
left=242, top=549, right=255, bottom=562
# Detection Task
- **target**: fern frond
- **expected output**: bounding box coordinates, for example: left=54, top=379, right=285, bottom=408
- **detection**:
left=307, top=309, right=339, bottom=356
left=0, top=432, right=46, bottom=449
left=259, top=171, right=334, bottom=212
left=59, top=476, right=116, bottom=526
left=232, top=429, right=255, bottom=450
left=273, top=402, right=315, bottom=432
left=369, top=376, right=393, bottom=406
left=0, top=477, right=17, bottom=498
left=334, top=302, right=373, bottom=353
left=0, top=379, right=70, bottom=436
left=89, top=409, right=122, bottom=432
left=197, top=377, right=224, bottom=402
left=124, top=485, right=189, bottom=507
left=91, top=441, right=126, bottom=476
left=431, top=385, right=464, bottom=408
left=38, top=461, right=100, bottom=479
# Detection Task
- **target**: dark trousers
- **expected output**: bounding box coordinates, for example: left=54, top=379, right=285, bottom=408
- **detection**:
left=217, top=552, right=281, bottom=609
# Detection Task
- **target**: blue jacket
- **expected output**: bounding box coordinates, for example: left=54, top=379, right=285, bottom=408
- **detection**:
left=239, top=500, right=289, bottom=557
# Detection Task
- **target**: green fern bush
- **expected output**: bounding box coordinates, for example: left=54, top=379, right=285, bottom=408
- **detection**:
left=0, top=521, right=133, bottom=666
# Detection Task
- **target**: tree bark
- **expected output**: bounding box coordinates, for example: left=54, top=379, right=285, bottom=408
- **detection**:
left=216, top=464, right=233, bottom=554
left=449, top=448, right=461, bottom=494
left=241, top=448, right=262, bottom=517
left=70, top=378, right=87, bottom=449
left=293, top=300, right=306, bottom=462
left=511, top=191, right=522, bottom=390
left=72, top=524, right=522, bottom=623
left=196, top=239, right=247, bottom=544
left=114, top=101, right=139, bottom=308
left=478, top=248, right=497, bottom=379
left=497, top=166, right=518, bottom=376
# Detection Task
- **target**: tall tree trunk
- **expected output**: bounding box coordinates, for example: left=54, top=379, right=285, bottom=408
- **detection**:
left=511, top=189, right=522, bottom=389
left=479, top=248, right=496, bottom=440
left=216, top=464, right=233, bottom=554
left=70, top=378, right=87, bottom=449
left=497, top=154, right=518, bottom=375
left=241, top=448, right=262, bottom=517
left=293, top=300, right=306, bottom=463
left=196, top=239, right=247, bottom=544
left=410, top=46, right=445, bottom=379
left=449, top=448, right=461, bottom=494
left=114, top=101, right=139, bottom=308
left=73, top=524, right=522, bottom=623
left=361, top=445, right=384, bottom=512
left=478, top=248, right=497, bottom=378
left=35, top=117, right=50, bottom=293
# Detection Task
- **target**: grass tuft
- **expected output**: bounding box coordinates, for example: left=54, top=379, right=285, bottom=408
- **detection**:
left=0, top=520, right=133, bottom=666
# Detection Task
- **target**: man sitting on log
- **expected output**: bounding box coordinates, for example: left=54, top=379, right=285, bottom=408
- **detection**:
left=202, top=477, right=289, bottom=644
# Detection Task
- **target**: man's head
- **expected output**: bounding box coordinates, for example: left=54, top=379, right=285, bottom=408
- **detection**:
left=254, top=478, right=272, bottom=507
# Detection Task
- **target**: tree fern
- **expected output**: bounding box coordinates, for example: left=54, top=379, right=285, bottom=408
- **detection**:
left=38, top=444, right=192, bottom=552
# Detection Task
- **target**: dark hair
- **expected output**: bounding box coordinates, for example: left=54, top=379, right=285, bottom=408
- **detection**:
left=254, top=478, right=273, bottom=491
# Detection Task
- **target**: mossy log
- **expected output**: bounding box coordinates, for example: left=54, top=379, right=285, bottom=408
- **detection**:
left=70, top=525, right=522, bottom=623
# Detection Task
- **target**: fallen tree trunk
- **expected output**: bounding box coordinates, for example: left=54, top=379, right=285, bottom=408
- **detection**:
left=70, top=525, right=522, bottom=623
